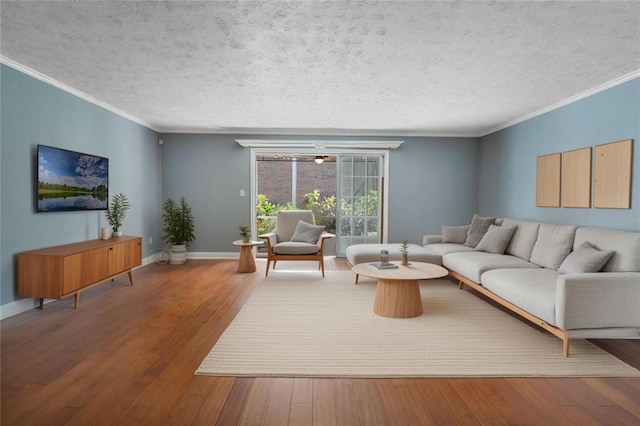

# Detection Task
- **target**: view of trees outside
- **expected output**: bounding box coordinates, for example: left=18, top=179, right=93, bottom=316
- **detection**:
left=256, top=156, right=337, bottom=235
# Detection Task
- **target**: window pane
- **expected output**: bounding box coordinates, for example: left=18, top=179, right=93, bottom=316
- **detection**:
left=341, top=158, right=353, bottom=177
left=367, top=159, right=380, bottom=176
left=353, top=177, right=366, bottom=196
left=353, top=158, right=366, bottom=176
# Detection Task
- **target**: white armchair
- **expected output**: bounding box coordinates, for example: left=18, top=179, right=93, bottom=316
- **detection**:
left=258, top=210, right=335, bottom=277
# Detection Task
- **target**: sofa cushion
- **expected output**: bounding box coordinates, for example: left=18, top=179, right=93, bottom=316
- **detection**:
left=441, top=225, right=469, bottom=244
left=423, top=243, right=475, bottom=257
left=573, top=227, right=640, bottom=272
left=273, top=241, right=320, bottom=255
left=530, top=223, right=577, bottom=270
left=501, top=219, right=540, bottom=261
left=558, top=241, right=614, bottom=274
left=475, top=225, right=516, bottom=254
left=481, top=268, right=560, bottom=326
left=443, top=251, right=540, bottom=283
left=464, top=214, right=496, bottom=248
left=290, top=220, right=325, bottom=244
left=346, top=243, right=442, bottom=266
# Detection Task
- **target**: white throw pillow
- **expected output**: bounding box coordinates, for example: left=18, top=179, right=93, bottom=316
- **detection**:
left=558, top=241, right=614, bottom=274
left=475, top=225, right=516, bottom=254
left=290, top=220, right=325, bottom=244
left=441, top=225, right=470, bottom=244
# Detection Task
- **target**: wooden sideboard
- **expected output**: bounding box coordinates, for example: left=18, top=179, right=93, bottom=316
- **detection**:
left=18, top=236, right=142, bottom=309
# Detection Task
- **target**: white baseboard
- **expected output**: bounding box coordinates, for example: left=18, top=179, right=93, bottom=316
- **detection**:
left=0, top=298, right=52, bottom=320
left=187, top=251, right=239, bottom=259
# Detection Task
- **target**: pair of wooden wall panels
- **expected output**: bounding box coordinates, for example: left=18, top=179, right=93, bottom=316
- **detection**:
left=536, top=139, right=633, bottom=209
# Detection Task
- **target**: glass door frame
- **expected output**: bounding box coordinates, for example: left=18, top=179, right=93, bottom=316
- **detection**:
left=249, top=148, right=391, bottom=256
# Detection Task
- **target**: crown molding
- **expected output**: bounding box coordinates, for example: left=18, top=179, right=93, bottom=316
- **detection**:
left=162, top=127, right=478, bottom=138
left=1, top=56, right=161, bottom=132
left=481, top=70, right=640, bottom=137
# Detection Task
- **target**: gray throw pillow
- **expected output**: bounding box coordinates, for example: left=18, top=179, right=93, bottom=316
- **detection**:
left=464, top=214, right=496, bottom=248
left=441, top=225, right=470, bottom=244
left=290, top=220, right=325, bottom=244
left=475, top=225, right=516, bottom=254
left=558, top=241, right=614, bottom=274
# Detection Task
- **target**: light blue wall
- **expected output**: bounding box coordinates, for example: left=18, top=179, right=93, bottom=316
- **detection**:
left=160, top=133, right=253, bottom=253
left=388, top=137, right=479, bottom=242
left=160, top=134, right=479, bottom=250
left=0, top=64, right=163, bottom=305
left=478, top=78, right=640, bottom=231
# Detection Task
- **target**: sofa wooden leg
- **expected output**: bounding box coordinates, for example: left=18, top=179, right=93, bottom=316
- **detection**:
left=355, top=274, right=359, bottom=285
left=265, top=260, right=271, bottom=277
left=320, top=259, right=325, bottom=277
left=563, top=334, right=569, bottom=358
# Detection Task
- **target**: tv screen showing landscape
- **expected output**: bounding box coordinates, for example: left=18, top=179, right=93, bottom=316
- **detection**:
left=37, top=145, right=109, bottom=212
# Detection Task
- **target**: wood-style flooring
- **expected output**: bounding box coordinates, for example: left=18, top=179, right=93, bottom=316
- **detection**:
left=2, top=258, right=639, bottom=425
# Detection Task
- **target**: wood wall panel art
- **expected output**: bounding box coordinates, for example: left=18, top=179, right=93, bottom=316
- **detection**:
left=562, top=147, right=592, bottom=208
left=594, top=139, right=633, bottom=209
left=536, top=153, right=561, bottom=207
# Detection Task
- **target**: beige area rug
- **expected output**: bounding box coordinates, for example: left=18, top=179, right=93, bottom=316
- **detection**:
left=196, top=271, right=640, bottom=378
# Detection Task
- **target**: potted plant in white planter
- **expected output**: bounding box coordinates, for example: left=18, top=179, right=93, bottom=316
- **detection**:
left=161, top=197, right=195, bottom=264
left=105, top=193, right=130, bottom=236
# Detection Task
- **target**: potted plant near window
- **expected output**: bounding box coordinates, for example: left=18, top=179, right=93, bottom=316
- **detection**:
left=105, top=193, right=130, bottom=236
left=161, top=197, right=195, bottom=264
left=239, top=225, right=251, bottom=243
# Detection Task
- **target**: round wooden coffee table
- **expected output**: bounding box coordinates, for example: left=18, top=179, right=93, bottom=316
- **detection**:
left=351, top=261, right=448, bottom=318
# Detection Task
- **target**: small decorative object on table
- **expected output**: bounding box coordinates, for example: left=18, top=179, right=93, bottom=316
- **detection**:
left=380, top=249, right=389, bottom=264
left=400, top=240, right=409, bottom=265
left=371, top=261, right=398, bottom=270
left=239, top=225, right=251, bottom=243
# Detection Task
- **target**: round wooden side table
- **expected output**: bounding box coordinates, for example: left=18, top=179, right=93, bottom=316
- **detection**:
left=232, top=240, right=263, bottom=273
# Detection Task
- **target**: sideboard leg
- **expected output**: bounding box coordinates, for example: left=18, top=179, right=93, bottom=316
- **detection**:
left=128, top=270, right=134, bottom=285
left=74, top=293, right=80, bottom=309
left=39, top=298, right=44, bottom=309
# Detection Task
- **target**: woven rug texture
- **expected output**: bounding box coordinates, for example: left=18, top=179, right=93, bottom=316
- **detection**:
left=196, top=271, right=640, bottom=378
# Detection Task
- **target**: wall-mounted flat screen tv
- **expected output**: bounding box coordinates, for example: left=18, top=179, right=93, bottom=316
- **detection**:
left=37, top=145, right=109, bottom=212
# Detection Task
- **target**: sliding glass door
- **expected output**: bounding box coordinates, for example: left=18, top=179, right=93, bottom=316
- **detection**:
left=252, top=150, right=387, bottom=257
left=337, top=155, right=383, bottom=256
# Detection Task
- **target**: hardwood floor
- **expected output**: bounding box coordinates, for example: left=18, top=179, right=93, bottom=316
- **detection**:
left=2, top=258, right=639, bottom=425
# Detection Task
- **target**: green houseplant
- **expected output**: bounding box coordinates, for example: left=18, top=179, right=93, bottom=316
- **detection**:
left=239, top=225, right=251, bottom=243
left=161, top=197, right=195, bottom=264
left=400, top=240, right=409, bottom=265
left=105, top=193, right=130, bottom=236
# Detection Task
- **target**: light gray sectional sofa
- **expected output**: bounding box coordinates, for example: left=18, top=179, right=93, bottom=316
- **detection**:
left=346, top=217, right=640, bottom=357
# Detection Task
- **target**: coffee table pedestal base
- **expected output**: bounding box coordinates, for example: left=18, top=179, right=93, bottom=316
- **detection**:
left=373, top=278, right=423, bottom=318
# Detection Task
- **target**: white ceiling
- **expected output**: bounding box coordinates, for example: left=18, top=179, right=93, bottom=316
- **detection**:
left=1, top=1, right=639, bottom=137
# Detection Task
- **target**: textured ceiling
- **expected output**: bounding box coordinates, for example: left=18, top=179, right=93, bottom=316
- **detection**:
left=1, top=1, right=639, bottom=136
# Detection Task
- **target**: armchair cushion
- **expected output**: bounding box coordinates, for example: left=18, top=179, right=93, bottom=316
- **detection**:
left=290, top=220, right=325, bottom=244
left=273, top=241, right=321, bottom=255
